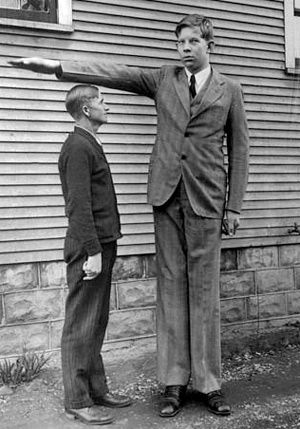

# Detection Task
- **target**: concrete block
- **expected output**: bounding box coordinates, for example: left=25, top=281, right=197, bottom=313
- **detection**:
left=107, top=309, right=155, bottom=340
left=256, top=268, right=294, bottom=294
left=49, top=320, right=64, bottom=349
left=280, top=244, right=300, bottom=267
left=145, top=255, right=157, bottom=278
left=295, top=267, right=300, bottom=289
left=117, top=279, right=157, bottom=309
left=0, top=295, right=3, bottom=325
left=220, top=249, right=237, bottom=271
left=0, top=264, right=38, bottom=293
left=112, top=256, right=143, bottom=281
left=221, top=298, right=246, bottom=323
left=238, top=247, right=278, bottom=269
left=287, top=291, right=300, bottom=315
left=220, top=271, right=255, bottom=298
left=246, top=296, right=259, bottom=320
left=4, top=290, right=64, bottom=324
left=40, top=261, right=66, bottom=288
left=248, top=294, right=287, bottom=320
left=110, top=283, right=117, bottom=311
left=0, top=323, right=49, bottom=356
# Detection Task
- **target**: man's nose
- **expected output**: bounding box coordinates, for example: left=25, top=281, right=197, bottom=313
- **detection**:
left=183, top=42, right=191, bottom=51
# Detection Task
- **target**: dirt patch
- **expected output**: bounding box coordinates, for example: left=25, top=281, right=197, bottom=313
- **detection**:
left=1, top=341, right=300, bottom=429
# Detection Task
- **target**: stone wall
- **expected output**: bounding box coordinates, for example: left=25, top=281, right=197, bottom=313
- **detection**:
left=1, top=244, right=300, bottom=358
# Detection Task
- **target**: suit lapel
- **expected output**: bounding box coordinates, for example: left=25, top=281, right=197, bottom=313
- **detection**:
left=191, top=68, right=226, bottom=119
left=172, top=68, right=190, bottom=116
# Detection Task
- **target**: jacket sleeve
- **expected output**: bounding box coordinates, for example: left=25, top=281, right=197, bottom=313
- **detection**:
left=225, top=82, right=250, bottom=214
left=58, top=60, right=162, bottom=99
left=62, top=141, right=102, bottom=255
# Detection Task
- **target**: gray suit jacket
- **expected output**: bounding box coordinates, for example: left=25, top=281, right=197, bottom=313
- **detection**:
left=59, top=61, right=249, bottom=218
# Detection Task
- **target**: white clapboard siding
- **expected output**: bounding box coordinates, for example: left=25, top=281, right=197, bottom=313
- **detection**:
left=0, top=0, right=299, bottom=264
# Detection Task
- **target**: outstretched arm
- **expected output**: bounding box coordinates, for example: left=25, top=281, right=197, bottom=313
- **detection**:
left=8, top=57, right=61, bottom=74
left=9, top=56, right=161, bottom=98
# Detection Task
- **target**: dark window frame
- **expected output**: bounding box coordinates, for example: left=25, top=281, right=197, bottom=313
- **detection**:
left=0, top=0, right=57, bottom=23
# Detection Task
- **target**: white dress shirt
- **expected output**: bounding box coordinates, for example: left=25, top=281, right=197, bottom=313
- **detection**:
left=185, top=65, right=211, bottom=95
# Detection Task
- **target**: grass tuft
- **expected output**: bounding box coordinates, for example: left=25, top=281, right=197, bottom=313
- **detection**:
left=0, top=351, right=50, bottom=387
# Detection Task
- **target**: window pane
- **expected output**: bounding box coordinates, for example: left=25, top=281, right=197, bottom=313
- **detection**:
left=21, top=0, right=49, bottom=12
left=0, top=0, right=48, bottom=11
left=0, top=0, right=56, bottom=22
left=0, top=0, right=20, bottom=9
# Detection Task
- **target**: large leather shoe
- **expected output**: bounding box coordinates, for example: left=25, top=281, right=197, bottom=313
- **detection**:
left=206, top=390, right=231, bottom=416
left=65, top=405, right=114, bottom=425
left=159, top=385, right=186, bottom=418
left=95, top=392, right=132, bottom=408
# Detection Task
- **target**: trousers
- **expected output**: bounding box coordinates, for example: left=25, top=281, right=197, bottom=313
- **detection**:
left=61, top=235, right=117, bottom=409
left=153, top=180, right=222, bottom=393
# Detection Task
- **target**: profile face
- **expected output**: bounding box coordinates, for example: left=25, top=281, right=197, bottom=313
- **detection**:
left=87, top=92, right=109, bottom=125
left=176, top=26, right=210, bottom=73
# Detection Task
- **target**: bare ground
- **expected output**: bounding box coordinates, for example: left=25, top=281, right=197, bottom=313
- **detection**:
left=1, top=339, right=300, bottom=429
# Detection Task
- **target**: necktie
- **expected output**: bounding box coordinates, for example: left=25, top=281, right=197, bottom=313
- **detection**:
left=189, top=74, right=196, bottom=98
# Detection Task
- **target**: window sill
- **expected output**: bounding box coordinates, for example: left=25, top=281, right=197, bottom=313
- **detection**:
left=0, top=17, right=73, bottom=33
left=286, top=68, right=300, bottom=75
left=285, top=58, right=300, bottom=75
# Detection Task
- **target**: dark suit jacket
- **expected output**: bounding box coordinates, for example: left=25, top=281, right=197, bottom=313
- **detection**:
left=59, top=62, right=249, bottom=218
left=58, top=126, right=121, bottom=255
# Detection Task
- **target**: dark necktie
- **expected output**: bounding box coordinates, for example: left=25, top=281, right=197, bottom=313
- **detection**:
left=189, top=74, right=196, bottom=98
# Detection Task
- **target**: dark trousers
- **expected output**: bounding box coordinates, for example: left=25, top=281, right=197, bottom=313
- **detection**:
left=61, top=235, right=117, bottom=409
left=153, top=180, right=222, bottom=394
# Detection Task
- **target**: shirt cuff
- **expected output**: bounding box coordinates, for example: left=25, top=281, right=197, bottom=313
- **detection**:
left=83, top=238, right=103, bottom=256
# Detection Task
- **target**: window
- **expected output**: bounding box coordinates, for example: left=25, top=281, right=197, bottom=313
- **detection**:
left=284, top=0, right=300, bottom=73
left=0, top=0, right=72, bottom=31
left=0, top=0, right=57, bottom=23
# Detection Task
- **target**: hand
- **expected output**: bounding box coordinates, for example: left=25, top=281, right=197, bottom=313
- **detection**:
left=83, top=252, right=102, bottom=280
left=8, top=57, right=60, bottom=74
left=222, top=210, right=240, bottom=236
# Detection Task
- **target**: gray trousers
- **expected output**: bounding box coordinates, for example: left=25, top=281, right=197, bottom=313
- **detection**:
left=153, top=180, right=222, bottom=394
left=61, top=235, right=117, bottom=409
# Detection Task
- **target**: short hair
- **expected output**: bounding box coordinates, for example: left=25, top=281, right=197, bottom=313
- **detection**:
left=65, top=84, right=99, bottom=120
left=175, top=14, right=214, bottom=43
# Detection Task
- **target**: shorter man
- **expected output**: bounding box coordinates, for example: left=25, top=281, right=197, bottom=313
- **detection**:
left=59, top=84, right=131, bottom=425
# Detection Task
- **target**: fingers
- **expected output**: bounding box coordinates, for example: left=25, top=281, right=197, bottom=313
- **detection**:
left=83, top=273, right=99, bottom=281
left=229, top=219, right=239, bottom=236
left=222, top=219, right=240, bottom=236
left=222, top=219, right=229, bottom=235
left=8, top=57, right=59, bottom=74
left=82, top=261, right=100, bottom=281
left=8, top=58, right=27, bottom=67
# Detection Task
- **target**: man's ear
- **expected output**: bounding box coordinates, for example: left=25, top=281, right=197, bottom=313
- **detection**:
left=207, top=40, right=215, bottom=53
left=82, top=105, right=90, bottom=117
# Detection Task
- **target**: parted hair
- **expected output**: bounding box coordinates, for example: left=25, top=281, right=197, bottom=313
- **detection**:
left=175, top=14, right=214, bottom=43
left=65, top=84, right=99, bottom=120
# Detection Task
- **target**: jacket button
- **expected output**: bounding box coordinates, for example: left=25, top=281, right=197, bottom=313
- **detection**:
left=181, top=154, right=186, bottom=160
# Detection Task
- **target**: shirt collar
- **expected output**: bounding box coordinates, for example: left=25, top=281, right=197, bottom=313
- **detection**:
left=75, top=125, right=102, bottom=146
left=185, top=65, right=211, bottom=88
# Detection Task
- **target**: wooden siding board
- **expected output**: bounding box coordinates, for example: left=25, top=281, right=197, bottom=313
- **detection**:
left=0, top=0, right=300, bottom=264
left=74, top=1, right=283, bottom=23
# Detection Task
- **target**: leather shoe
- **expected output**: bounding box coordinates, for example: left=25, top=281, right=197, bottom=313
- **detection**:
left=65, top=405, right=113, bottom=425
left=94, top=392, right=132, bottom=408
left=159, top=385, right=186, bottom=418
left=206, top=390, right=231, bottom=416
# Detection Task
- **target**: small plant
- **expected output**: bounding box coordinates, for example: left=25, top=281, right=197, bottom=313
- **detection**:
left=0, top=351, right=50, bottom=387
